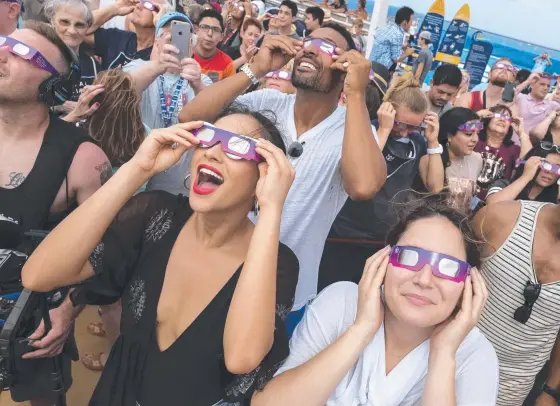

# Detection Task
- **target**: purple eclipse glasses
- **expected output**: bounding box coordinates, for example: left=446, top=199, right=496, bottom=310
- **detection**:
left=191, top=123, right=262, bottom=162
left=518, top=159, right=560, bottom=175
left=390, top=245, right=471, bottom=283
left=0, top=36, right=58, bottom=75
left=232, top=1, right=245, bottom=10
left=393, top=120, right=427, bottom=132
left=458, top=121, right=483, bottom=132
left=492, top=62, right=518, bottom=74
left=493, top=112, right=513, bottom=123
left=141, top=0, right=160, bottom=12
left=265, top=70, right=292, bottom=81
left=303, top=38, right=337, bottom=57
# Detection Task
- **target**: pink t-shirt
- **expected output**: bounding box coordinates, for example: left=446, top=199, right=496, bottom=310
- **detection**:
left=517, top=93, right=560, bottom=135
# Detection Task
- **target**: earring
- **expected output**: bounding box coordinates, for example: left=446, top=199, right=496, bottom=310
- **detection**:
left=253, top=198, right=260, bottom=216
left=183, top=174, right=191, bottom=190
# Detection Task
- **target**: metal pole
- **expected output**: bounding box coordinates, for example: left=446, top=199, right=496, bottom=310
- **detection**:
left=365, top=0, right=391, bottom=59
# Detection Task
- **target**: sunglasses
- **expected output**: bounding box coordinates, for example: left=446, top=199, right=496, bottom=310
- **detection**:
left=539, top=73, right=557, bottom=81
left=390, top=246, right=471, bottom=283
left=303, top=38, right=337, bottom=57
left=232, top=1, right=245, bottom=10
left=393, top=120, right=427, bottom=132
left=191, top=123, right=261, bottom=162
left=141, top=0, right=160, bottom=12
left=492, top=63, right=518, bottom=74
left=492, top=112, right=513, bottom=123
left=540, top=141, right=560, bottom=154
left=458, top=121, right=483, bottom=132
left=265, top=70, right=292, bottom=81
left=0, top=36, right=58, bottom=75
left=513, top=281, right=541, bottom=324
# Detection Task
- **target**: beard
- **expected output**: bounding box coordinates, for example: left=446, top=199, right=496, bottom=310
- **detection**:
left=291, top=67, right=342, bottom=93
left=490, top=78, right=507, bottom=87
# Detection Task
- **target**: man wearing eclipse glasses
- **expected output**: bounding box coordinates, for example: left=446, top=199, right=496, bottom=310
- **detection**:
left=0, top=22, right=110, bottom=404
left=180, top=25, right=386, bottom=335
left=83, top=0, right=171, bottom=70
left=473, top=199, right=560, bottom=406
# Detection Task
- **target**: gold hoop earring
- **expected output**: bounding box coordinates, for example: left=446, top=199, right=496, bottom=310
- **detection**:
left=183, top=174, right=191, bottom=190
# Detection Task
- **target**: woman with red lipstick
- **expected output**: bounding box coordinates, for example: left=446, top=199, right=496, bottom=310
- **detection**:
left=21, top=105, right=299, bottom=406
left=420, top=107, right=484, bottom=213
left=487, top=145, right=560, bottom=204
left=252, top=194, right=498, bottom=406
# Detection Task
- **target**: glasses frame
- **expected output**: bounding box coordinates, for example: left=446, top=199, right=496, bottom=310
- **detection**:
left=492, top=62, right=518, bottom=74
left=141, top=0, right=160, bottom=12
left=198, top=24, right=223, bottom=35
left=265, top=70, right=292, bottom=81
left=458, top=121, right=483, bottom=132
left=0, top=36, right=58, bottom=75
left=191, top=123, right=261, bottom=162
left=393, top=120, right=427, bottom=133
left=540, top=141, right=560, bottom=154
left=513, top=281, right=541, bottom=324
left=303, top=38, right=337, bottom=57
left=389, top=245, right=471, bottom=283
left=492, top=112, right=513, bottom=123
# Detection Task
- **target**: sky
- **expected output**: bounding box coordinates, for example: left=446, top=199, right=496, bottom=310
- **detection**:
left=391, top=0, right=554, bottom=49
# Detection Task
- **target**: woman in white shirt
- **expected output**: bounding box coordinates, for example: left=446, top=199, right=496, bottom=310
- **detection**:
left=252, top=194, right=499, bottom=406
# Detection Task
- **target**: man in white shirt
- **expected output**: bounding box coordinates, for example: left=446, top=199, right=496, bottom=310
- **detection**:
left=180, top=24, right=386, bottom=331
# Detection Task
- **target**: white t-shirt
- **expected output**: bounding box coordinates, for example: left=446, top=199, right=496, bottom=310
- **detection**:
left=238, top=89, right=379, bottom=310
left=277, top=282, right=499, bottom=406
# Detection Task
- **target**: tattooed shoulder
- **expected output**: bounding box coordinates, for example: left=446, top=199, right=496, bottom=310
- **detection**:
left=5, top=172, right=26, bottom=188
left=95, top=161, right=113, bottom=185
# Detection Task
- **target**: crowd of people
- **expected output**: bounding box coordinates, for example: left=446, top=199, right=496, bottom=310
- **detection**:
left=0, top=0, right=559, bottom=405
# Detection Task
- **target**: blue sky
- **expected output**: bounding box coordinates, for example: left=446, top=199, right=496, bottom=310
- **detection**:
left=392, top=0, right=553, bottom=49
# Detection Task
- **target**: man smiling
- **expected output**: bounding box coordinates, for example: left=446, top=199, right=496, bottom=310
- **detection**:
left=180, top=24, right=386, bottom=332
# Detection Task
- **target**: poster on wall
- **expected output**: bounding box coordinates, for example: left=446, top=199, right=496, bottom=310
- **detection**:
left=464, top=31, right=494, bottom=88
left=434, top=3, right=470, bottom=65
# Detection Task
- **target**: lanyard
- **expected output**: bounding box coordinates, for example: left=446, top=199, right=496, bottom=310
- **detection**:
left=158, top=76, right=184, bottom=128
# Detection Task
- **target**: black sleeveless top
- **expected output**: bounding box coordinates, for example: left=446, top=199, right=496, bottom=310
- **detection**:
left=0, top=116, right=90, bottom=240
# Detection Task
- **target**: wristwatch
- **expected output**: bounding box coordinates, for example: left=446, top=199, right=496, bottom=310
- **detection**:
left=427, top=144, right=443, bottom=155
left=240, top=64, right=259, bottom=86
left=542, top=383, right=560, bottom=402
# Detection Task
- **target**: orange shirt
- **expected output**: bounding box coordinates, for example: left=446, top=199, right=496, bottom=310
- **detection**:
left=194, top=49, right=235, bottom=83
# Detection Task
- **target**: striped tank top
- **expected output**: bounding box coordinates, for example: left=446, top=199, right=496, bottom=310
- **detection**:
left=477, top=200, right=560, bottom=406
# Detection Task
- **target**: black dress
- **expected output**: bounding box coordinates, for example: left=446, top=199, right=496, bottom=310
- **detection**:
left=71, top=191, right=299, bottom=406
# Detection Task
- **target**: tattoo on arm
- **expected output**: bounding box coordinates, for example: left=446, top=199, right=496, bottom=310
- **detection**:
left=5, top=172, right=26, bottom=188
left=95, top=161, right=113, bottom=185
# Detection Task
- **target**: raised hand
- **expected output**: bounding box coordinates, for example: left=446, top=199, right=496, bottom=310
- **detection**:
left=114, top=0, right=137, bottom=16
left=352, top=246, right=391, bottom=339
left=62, top=84, right=105, bottom=123
left=249, top=36, right=302, bottom=78
left=377, top=102, right=396, bottom=133
left=429, top=268, right=488, bottom=355
left=330, top=50, right=371, bottom=98
left=152, top=32, right=182, bottom=74
left=180, top=58, right=202, bottom=90
left=423, top=112, right=440, bottom=147
left=254, top=140, right=295, bottom=213
left=521, top=156, right=543, bottom=180
left=131, top=122, right=203, bottom=175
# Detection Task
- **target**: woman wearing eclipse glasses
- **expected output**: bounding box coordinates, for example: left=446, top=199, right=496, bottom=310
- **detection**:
left=22, top=105, right=299, bottom=405
left=487, top=144, right=560, bottom=205
left=253, top=194, right=498, bottom=406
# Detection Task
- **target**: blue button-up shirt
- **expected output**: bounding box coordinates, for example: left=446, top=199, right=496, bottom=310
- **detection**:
left=369, top=22, right=405, bottom=69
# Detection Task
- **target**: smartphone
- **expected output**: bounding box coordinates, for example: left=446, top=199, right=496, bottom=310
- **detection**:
left=171, top=20, right=193, bottom=60
left=502, top=82, right=515, bottom=103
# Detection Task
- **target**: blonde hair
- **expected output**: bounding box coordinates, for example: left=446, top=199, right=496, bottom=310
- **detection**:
left=384, top=72, right=429, bottom=114
left=88, top=69, right=145, bottom=167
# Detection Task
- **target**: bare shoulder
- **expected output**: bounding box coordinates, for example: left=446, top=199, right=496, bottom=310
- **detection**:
left=473, top=201, right=521, bottom=256
left=68, top=142, right=111, bottom=204
left=454, top=92, right=471, bottom=108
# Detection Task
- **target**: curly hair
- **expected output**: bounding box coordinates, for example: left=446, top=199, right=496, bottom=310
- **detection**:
left=87, top=69, right=145, bottom=167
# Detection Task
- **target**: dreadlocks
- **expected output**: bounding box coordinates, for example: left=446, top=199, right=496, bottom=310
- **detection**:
left=88, top=69, right=145, bottom=167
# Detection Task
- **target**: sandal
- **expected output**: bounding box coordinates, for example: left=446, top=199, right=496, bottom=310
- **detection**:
left=87, top=321, right=106, bottom=337
left=81, top=352, right=106, bottom=371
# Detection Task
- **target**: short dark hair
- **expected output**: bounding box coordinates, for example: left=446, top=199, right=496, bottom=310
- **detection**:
left=305, top=6, right=324, bottom=25
left=280, top=0, right=298, bottom=17
left=242, top=17, right=263, bottom=33
left=321, top=22, right=356, bottom=51
left=395, top=6, right=414, bottom=26
left=199, top=8, right=224, bottom=32
left=438, top=107, right=480, bottom=168
left=432, top=64, right=462, bottom=88
left=24, top=20, right=74, bottom=73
